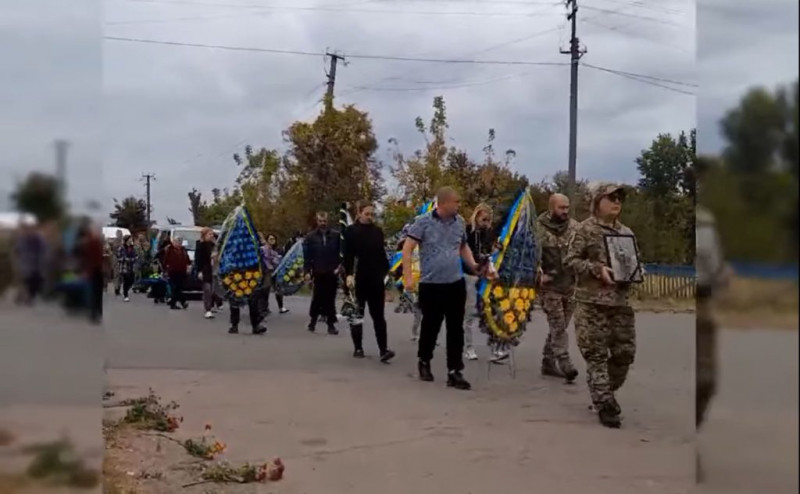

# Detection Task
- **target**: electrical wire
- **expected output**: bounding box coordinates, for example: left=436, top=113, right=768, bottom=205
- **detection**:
left=351, top=68, right=556, bottom=91
left=580, top=62, right=695, bottom=95
left=581, top=62, right=696, bottom=87
left=581, top=17, right=691, bottom=54
left=580, top=5, right=685, bottom=28
left=123, top=0, right=565, bottom=17
left=104, top=36, right=570, bottom=66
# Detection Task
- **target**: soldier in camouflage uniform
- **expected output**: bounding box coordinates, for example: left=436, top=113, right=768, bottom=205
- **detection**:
left=536, top=193, right=580, bottom=383
left=564, top=182, right=637, bottom=428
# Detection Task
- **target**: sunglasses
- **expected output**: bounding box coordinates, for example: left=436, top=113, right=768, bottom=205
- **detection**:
left=606, top=192, right=625, bottom=203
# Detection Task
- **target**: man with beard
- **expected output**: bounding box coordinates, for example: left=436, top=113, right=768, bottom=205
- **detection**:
left=536, top=193, right=580, bottom=383
left=303, top=211, right=341, bottom=335
left=343, top=201, right=396, bottom=362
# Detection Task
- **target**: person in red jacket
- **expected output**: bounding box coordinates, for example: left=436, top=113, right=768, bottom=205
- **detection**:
left=164, top=236, right=191, bottom=310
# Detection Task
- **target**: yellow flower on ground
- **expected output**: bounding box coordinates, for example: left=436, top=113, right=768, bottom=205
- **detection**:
left=499, top=299, right=511, bottom=311
left=503, top=312, right=515, bottom=325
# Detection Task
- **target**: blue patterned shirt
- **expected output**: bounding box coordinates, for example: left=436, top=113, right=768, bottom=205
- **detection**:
left=406, top=210, right=467, bottom=284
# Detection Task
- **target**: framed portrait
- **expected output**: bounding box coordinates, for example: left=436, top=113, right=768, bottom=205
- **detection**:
left=603, top=234, right=644, bottom=284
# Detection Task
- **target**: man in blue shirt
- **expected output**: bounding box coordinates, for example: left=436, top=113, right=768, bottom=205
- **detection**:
left=402, top=187, right=496, bottom=390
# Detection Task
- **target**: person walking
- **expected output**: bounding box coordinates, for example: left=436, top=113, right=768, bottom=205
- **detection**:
left=343, top=201, right=396, bottom=362
left=463, top=203, right=503, bottom=362
left=164, top=236, right=191, bottom=310
left=195, top=228, right=217, bottom=319
left=264, top=234, right=289, bottom=314
left=303, top=212, right=342, bottom=335
left=536, top=193, right=580, bottom=383
left=564, top=182, right=638, bottom=429
left=402, top=187, right=493, bottom=391
left=116, top=235, right=138, bottom=301
left=111, top=230, right=124, bottom=296
left=13, top=223, right=47, bottom=305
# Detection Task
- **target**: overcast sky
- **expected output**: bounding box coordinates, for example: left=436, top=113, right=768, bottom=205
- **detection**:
left=0, top=0, right=797, bottom=224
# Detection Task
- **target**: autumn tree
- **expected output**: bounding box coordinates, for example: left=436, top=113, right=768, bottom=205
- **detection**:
left=12, top=172, right=63, bottom=223
left=110, top=196, right=150, bottom=232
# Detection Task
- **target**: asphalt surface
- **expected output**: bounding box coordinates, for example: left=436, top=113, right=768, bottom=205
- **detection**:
left=0, top=294, right=796, bottom=493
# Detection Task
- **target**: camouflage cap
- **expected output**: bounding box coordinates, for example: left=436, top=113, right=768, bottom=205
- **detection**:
left=587, top=182, right=625, bottom=211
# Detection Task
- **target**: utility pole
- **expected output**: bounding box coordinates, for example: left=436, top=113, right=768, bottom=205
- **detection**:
left=325, top=52, right=346, bottom=111
left=141, top=173, right=155, bottom=229
left=54, top=139, right=69, bottom=201
left=560, top=0, right=587, bottom=206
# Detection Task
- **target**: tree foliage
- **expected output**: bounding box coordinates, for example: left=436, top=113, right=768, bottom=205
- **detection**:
left=12, top=172, right=63, bottom=223
left=110, top=196, right=150, bottom=232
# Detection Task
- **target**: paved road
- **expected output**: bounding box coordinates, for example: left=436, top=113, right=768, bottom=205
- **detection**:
left=1, top=295, right=796, bottom=492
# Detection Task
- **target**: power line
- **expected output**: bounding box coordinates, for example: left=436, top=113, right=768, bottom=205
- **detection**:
left=106, top=12, right=260, bottom=25
left=351, top=69, right=549, bottom=91
left=103, top=36, right=570, bottom=66
left=123, top=0, right=565, bottom=17
left=580, top=62, right=696, bottom=87
left=580, top=63, right=695, bottom=95
left=581, top=17, right=691, bottom=54
left=580, top=4, right=685, bottom=27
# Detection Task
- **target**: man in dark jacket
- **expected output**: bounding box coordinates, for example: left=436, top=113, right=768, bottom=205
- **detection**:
left=303, top=211, right=341, bottom=334
left=343, top=202, right=395, bottom=362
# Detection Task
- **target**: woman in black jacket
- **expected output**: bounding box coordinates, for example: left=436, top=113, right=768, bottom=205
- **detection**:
left=343, top=202, right=395, bottom=362
left=196, top=228, right=216, bottom=319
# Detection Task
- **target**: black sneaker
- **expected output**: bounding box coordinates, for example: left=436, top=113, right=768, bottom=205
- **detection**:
left=181, top=301, right=189, bottom=310
left=228, top=326, right=239, bottom=334
left=418, top=361, right=434, bottom=382
left=279, top=308, right=289, bottom=314
left=253, top=326, right=267, bottom=335
left=598, top=403, right=621, bottom=429
left=446, top=371, right=471, bottom=390
left=379, top=349, right=396, bottom=363
left=327, top=325, right=339, bottom=336
left=307, top=321, right=316, bottom=333
left=353, top=349, right=365, bottom=359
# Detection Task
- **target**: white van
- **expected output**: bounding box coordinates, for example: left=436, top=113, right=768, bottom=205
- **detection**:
left=102, top=226, right=131, bottom=240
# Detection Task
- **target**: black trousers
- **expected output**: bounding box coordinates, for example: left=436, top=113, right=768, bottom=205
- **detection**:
left=263, top=285, right=284, bottom=311
left=350, top=276, right=388, bottom=353
left=230, top=298, right=261, bottom=330
left=309, top=272, right=338, bottom=324
left=417, top=279, right=467, bottom=372
left=168, top=271, right=187, bottom=306
left=88, top=270, right=104, bottom=323
left=121, top=272, right=135, bottom=297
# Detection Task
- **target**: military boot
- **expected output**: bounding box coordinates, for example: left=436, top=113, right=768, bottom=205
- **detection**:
left=541, top=357, right=564, bottom=378
left=597, top=402, right=621, bottom=429
left=556, top=358, right=579, bottom=383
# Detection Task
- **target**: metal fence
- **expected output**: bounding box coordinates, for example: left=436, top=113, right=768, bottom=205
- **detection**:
left=634, top=263, right=798, bottom=300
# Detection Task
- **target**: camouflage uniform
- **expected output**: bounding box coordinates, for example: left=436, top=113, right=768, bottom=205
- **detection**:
left=564, top=183, right=637, bottom=427
left=695, top=205, right=727, bottom=429
left=536, top=211, right=580, bottom=381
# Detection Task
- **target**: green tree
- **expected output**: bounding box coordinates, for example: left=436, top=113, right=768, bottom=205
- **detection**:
left=110, top=196, right=150, bottom=232
left=721, top=86, right=787, bottom=175
left=12, top=172, right=63, bottom=223
left=280, top=102, right=385, bottom=228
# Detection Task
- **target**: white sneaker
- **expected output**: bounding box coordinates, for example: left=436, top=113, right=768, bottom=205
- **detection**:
left=123, top=297, right=130, bottom=302
left=204, top=311, right=215, bottom=319
left=464, top=347, right=478, bottom=361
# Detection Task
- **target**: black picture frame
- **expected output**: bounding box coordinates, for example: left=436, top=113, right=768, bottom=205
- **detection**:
left=603, top=234, right=644, bottom=284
